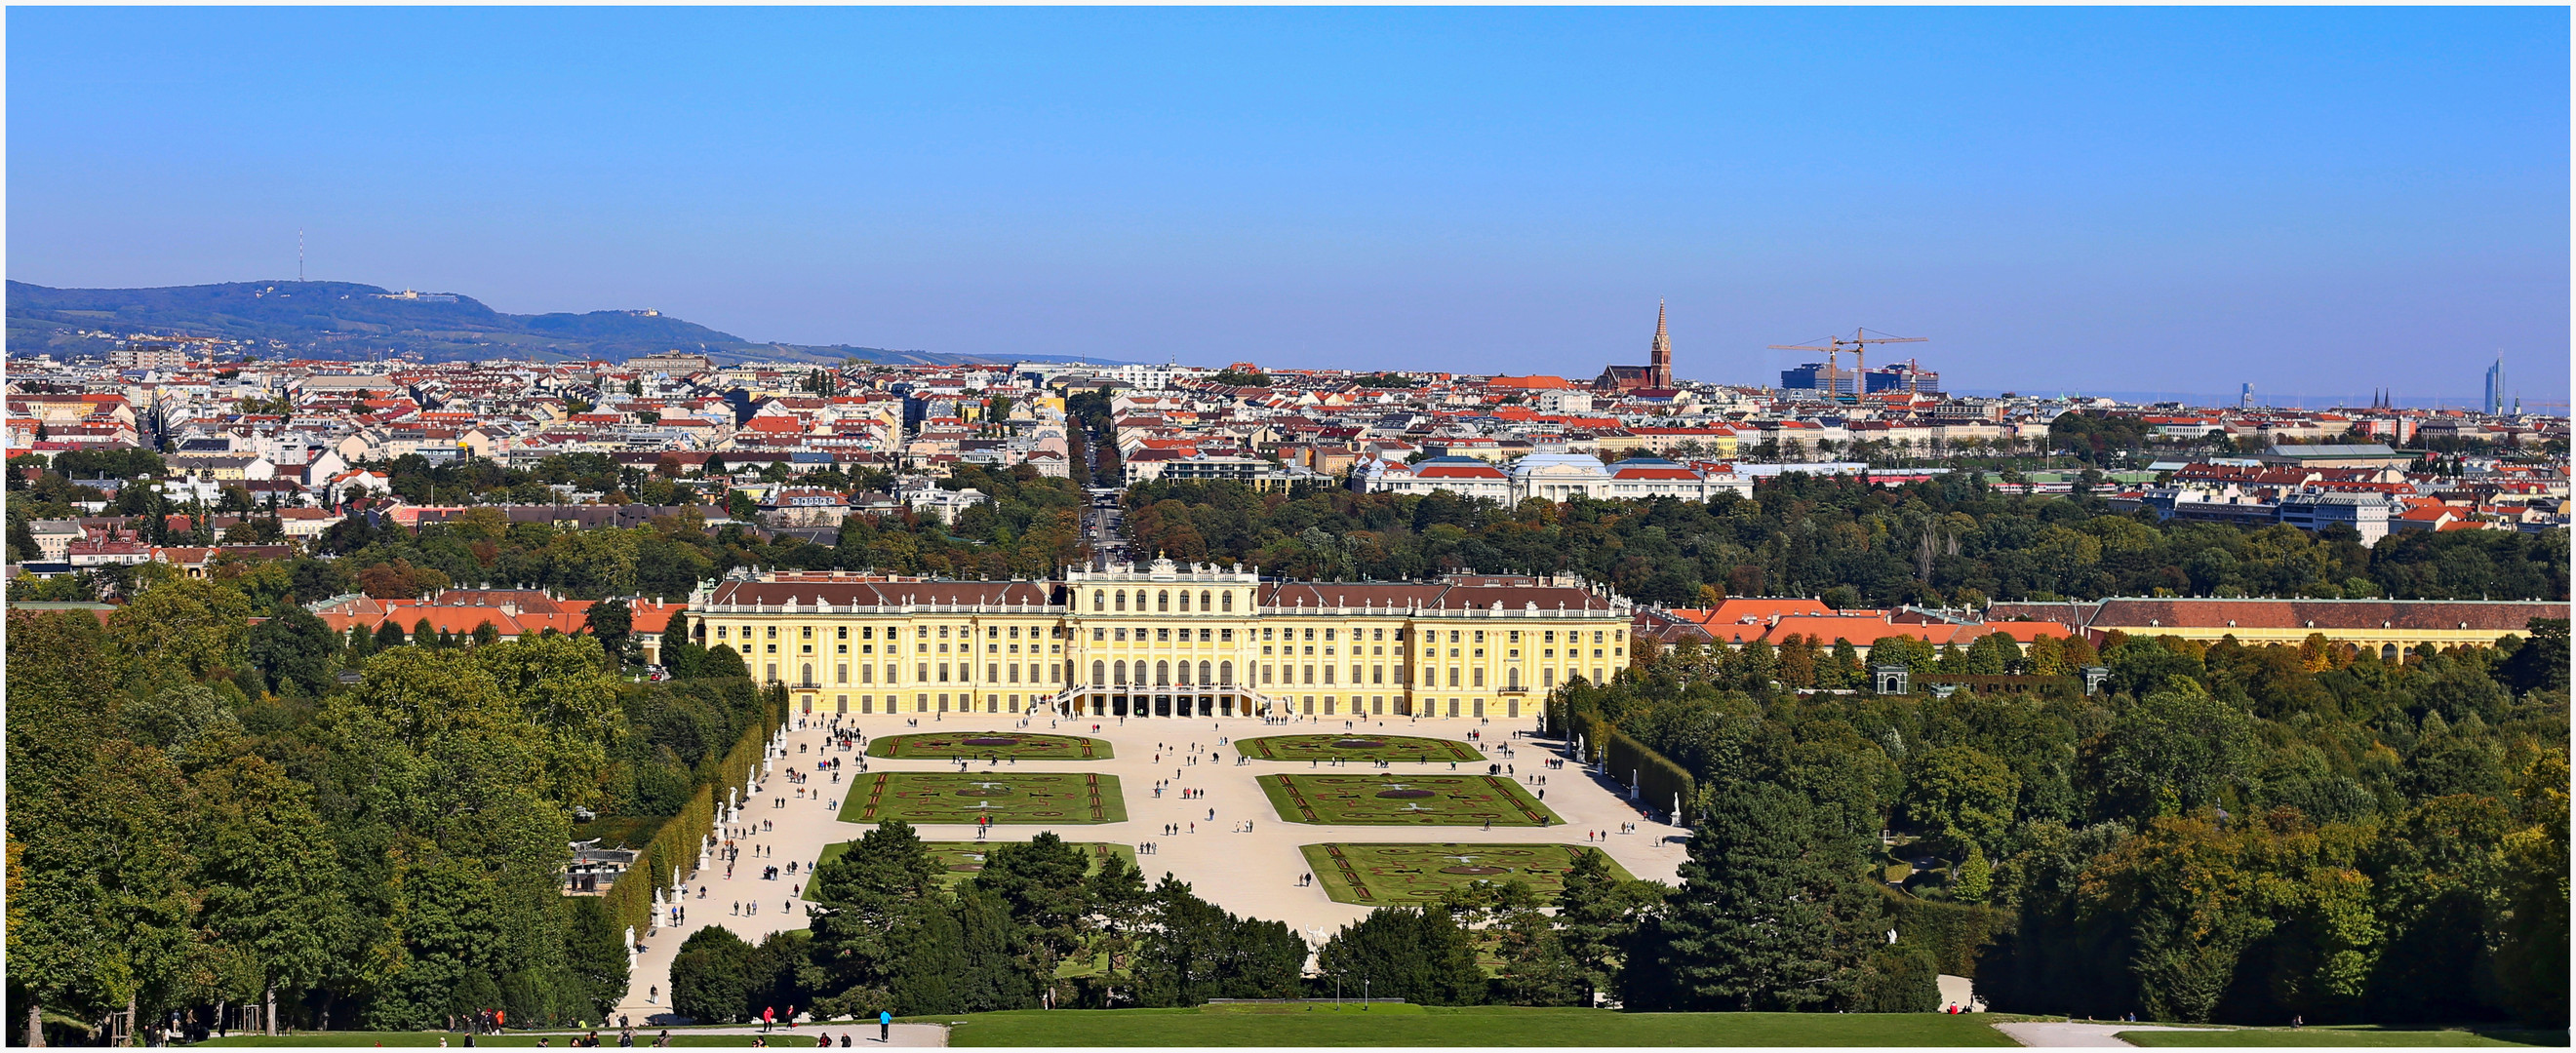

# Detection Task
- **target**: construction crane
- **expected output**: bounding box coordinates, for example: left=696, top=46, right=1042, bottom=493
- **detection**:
left=1767, top=328, right=1928, bottom=405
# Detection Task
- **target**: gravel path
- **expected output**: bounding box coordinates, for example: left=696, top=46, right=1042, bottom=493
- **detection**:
left=614, top=710, right=1685, bottom=1020
left=1994, top=1022, right=2211, bottom=1047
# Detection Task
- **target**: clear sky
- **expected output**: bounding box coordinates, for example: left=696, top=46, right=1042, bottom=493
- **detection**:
left=9, top=7, right=2566, bottom=401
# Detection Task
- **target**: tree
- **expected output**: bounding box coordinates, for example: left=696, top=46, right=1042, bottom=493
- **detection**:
left=1901, top=746, right=2021, bottom=855
left=247, top=601, right=339, bottom=697
left=1633, top=783, right=1883, bottom=1011
left=1553, top=846, right=1660, bottom=1005
left=2080, top=678, right=2256, bottom=825
left=698, top=644, right=749, bottom=680
left=1953, top=843, right=1994, bottom=904
left=561, top=895, right=631, bottom=1022
left=1129, top=876, right=1304, bottom=1006
left=375, top=619, right=409, bottom=650
left=971, top=832, right=1092, bottom=976
left=1316, top=906, right=1487, bottom=1005
left=107, top=576, right=254, bottom=681
left=188, top=751, right=347, bottom=1035
left=805, top=820, right=943, bottom=1016
left=670, top=926, right=755, bottom=1024
left=2491, top=757, right=2568, bottom=1026
left=946, top=886, right=1040, bottom=1012
left=120, top=683, right=239, bottom=752
left=1853, top=943, right=1943, bottom=1012
left=588, top=598, right=633, bottom=666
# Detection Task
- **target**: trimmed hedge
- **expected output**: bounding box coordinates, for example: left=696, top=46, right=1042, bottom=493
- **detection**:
left=600, top=682, right=789, bottom=937
left=1879, top=885, right=2015, bottom=979
left=1603, top=725, right=1695, bottom=823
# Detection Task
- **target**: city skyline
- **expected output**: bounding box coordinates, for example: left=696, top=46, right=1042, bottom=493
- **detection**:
left=9, top=7, right=2568, bottom=398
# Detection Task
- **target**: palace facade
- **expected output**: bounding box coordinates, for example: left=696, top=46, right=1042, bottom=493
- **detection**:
left=687, top=559, right=1635, bottom=721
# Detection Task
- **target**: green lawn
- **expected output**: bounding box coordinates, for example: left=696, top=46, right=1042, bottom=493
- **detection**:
left=1260, top=772, right=1562, bottom=827
left=1238, top=733, right=1485, bottom=763
left=866, top=731, right=1112, bottom=760
left=812, top=839, right=1136, bottom=894
left=2120, top=1025, right=2568, bottom=1047
left=943, top=1005, right=2023, bottom=1046
left=839, top=771, right=1127, bottom=824
left=1300, top=842, right=1634, bottom=905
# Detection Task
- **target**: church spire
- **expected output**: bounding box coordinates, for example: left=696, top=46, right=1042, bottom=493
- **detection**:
left=1649, top=299, right=1673, bottom=388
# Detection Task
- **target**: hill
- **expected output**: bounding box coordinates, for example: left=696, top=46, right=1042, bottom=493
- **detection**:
left=5, top=280, right=1130, bottom=367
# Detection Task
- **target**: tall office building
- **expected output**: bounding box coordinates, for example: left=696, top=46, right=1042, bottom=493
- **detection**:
left=2485, top=353, right=2507, bottom=415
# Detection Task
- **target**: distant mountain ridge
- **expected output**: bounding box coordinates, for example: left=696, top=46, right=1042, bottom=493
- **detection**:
left=5, top=280, right=1131, bottom=367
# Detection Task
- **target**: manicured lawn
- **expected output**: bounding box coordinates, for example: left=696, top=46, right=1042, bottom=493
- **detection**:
left=866, top=731, right=1112, bottom=760
left=839, top=771, right=1127, bottom=824
left=812, top=839, right=1136, bottom=894
left=943, top=1005, right=2023, bottom=1046
left=1299, top=841, right=1634, bottom=905
left=2120, top=1025, right=2568, bottom=1047
left=1237, top=733, right=1485, bottom=763
left=1260, top=772, right=1562, bottom=826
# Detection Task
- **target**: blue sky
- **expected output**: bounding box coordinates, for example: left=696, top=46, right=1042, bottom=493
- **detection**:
left=9, top=7, right=2566, bottom=400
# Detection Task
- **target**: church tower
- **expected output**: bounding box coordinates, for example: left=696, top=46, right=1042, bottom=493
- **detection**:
left=1649, top=299, right=1673, bottom=389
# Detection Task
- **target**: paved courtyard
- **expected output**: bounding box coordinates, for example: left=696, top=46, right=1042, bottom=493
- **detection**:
left=614, top=709, right=1686, bottom=1022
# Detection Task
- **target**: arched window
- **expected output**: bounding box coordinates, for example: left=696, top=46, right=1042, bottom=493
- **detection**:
left=1219, top=661, right=1233, bottom=684
left=1221, top=591, right=1234, bottom=612
left=1198, top=661, right=1212, bottom=684
left=1158, top=590, right=1169, bottom=612
left=1156, top=660, right=1170, bottom=685
left=1093, top=590, right=1105, bottom=612
left=1113, top=660, right=1128, bottom=685
left=802, top=663, right=813, bottom=685
left=1091, top=660, right=1106, bottom=686
left=1177, top=662, right=1192, bottom=685
left=1115, top=591, right=1128, bottom=612
left=1507, top=668, right=1521, bottom=689
left=1179, top=591, right=1190, bottom=612
left=1199, top=590, right=1211, bottom=611
left=2381, top=644, right=2398, bottom=661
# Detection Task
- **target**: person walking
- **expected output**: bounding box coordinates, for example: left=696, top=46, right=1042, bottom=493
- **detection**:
left=878, top=1010, right=892, bottom=1043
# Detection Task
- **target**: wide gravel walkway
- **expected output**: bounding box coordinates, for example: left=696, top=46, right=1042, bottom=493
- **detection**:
left=614, top=709, right=1685, bottom=1021
left=1993, top=1021, right=2212, bottom=1046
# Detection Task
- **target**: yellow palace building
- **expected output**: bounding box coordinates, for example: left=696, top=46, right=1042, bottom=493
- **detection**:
left=687, top=558, right=1634, bottom=721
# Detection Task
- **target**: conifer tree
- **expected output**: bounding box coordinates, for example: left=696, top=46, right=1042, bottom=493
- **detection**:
left=1636, top=783, right=1884, bottom=1011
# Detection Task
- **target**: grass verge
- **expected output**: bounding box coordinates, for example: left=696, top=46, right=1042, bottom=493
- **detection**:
left=838, top=771, right=1127, bottom=824
left=1259, top=772, right=1561, bottom=826
left=942, top=1005, right=2022, bottom=1046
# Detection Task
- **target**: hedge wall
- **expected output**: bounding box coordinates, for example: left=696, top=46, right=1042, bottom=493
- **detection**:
left=600, top=682, right=788, bottom=937
left=1879, top=885, right=2016, bottom=978
left=1603, top=725, right=1695, bottom=823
